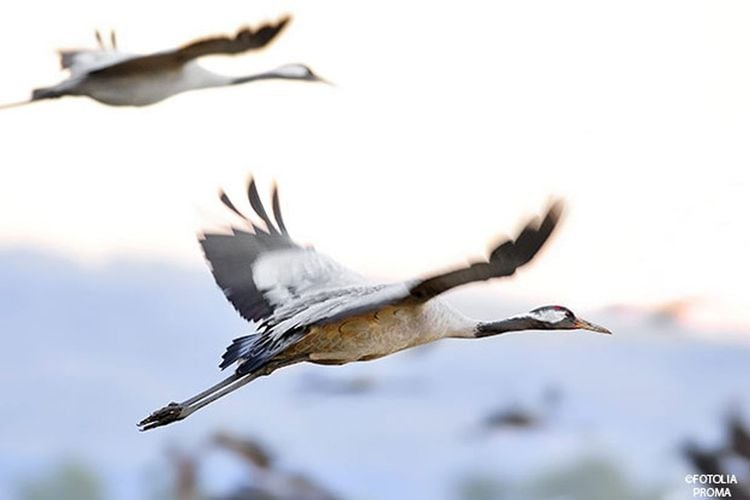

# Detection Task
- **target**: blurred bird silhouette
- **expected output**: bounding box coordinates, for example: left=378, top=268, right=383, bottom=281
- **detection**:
left=479, top=386, right=562, bottom=432
left=165, top=433, right=339, bottom=500
left=1, top=16, right=328, bottom=109
left=165, top=447, right=200, bottom=500
left=682, top=411, right=750, bottom=500
left=138, top=178, right=610, bottom=430
left=212, top=432, right=340, bottom=500
left=683, top=442, right=724, bottom=475
left=483, top=406, right=539, bottom=430
left=297, top=373, right=378, bottom=396
left=729, top=411, right=750, bottom=460
left=213, top=432, right=274, bottom=470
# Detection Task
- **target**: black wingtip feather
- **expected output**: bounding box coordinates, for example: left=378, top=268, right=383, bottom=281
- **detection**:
left=409, top=199, right=566, bottom=301
left=220, top=190, right=248, bottom=221
left=271, top=184, right=288, bottom=235
left=247, top=179, right=279, bottom=235
left=544, top=199, right=564, bottom=233
left=255, top=15, right=292, bottom=45
left=201, top=177, right=299, bottom=325
left=276, top=15, right=292, bottom=31
left=493, top=199, right=564, bottom=267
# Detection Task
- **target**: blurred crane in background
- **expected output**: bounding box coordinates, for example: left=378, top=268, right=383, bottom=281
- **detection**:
left=0, top=16, right=327, bottom=109
left=165, top=433, right=339, bottom=500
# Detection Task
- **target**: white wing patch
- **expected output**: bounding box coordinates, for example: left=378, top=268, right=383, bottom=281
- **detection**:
left=252, top=248, right=367, bottom=306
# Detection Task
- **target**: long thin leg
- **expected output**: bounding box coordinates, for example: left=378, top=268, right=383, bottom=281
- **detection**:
left=182, top=372, right=262, bottom=414
left=182, top=372, right=241, bottom=407
left=137, top=360, right=298, bottom=431
left=138, top=372, right=245, bottom=431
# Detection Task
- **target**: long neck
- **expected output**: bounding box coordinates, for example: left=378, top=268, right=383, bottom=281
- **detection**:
left=231, top=72, right=289, bottom=85
left=474, top=315, right=549, bottom=338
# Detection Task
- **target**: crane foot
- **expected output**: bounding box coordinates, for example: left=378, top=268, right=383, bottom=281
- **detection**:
left=137, top=402, right=187, bottom=431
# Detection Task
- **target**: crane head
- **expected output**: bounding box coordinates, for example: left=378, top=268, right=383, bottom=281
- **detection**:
left=271, top=64, right=332, bottom=84
left=528, top=305, right=611, bottom=334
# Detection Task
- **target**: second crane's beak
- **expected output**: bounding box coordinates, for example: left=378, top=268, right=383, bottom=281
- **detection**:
left=574, top=318, right=612, bottom=335
left=313, top=73, right=335, bottom=86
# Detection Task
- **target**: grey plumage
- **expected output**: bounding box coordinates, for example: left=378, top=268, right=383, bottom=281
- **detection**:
left=200, top=181, right=364, bottom=325
left=202, top=180, right=558, bottom=376
left=138, top=178, right=609, bottom=431
left=201, top=180, right=396, bottom=371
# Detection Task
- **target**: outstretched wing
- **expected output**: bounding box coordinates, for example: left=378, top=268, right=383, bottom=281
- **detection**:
left=173, top=16, right=290, bottom=60
left=86, top=17, right=290, bottom=78
left=200, top=178, right=366, bottom=324
left=213, top=191, right=562, bottom=373
left=59, top=49, right=98, bottom=70
left=408, top=200, right=564, bottom=300
left=263, top=200, right=564, bottom=330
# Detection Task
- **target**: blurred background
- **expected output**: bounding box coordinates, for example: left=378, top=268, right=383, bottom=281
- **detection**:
left=1, top=0, right=749, bottom=498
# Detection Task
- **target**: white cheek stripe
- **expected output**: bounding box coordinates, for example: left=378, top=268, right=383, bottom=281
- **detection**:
left=529, top=309, right=567, bottom=323
left=276, top=65, right=308, bottom=78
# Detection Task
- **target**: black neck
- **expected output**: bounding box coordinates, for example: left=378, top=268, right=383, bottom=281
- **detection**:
left=474, top=317, right=550, bottom=338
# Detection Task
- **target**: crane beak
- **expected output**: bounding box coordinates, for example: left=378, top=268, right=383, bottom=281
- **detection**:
left=574, top=318, right=612, bottom=335
left=313, top=74, right=335, bottom=86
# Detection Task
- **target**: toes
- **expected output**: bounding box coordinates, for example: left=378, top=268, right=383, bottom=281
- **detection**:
left=137, top=402, right=185, bottom=431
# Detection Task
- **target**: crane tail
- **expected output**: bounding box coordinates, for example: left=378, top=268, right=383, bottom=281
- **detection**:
left=220, top=333, right=263, bottom=370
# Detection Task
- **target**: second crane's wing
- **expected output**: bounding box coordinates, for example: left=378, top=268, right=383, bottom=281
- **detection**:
left=59, top=49, right=129, bottom=75
left=57, top=30, right=131, bottom=76
left=199, top=178, right=367, bottom=324
left=86, top=16, right=290, bottom=78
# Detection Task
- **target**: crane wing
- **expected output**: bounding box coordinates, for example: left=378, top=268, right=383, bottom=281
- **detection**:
left=174, top=16, right=290, bottom=60
left=267, top=200, right=564, bottom=330
left=408, top=200, right=564, bottom=300
left=59, top=49, right=106, bottom=72
left=57, top=29, right=126, bottom=75
left=200, top=179, right=367, bottom=324
left=57, top=43, right=135, bottom=76
left=211, top=191, right=562, bottom=373
left=86, top=17, right=290, bottom=78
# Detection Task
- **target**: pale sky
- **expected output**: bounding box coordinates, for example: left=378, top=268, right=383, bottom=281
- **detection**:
left=0, top=0, right=748, bottom=329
